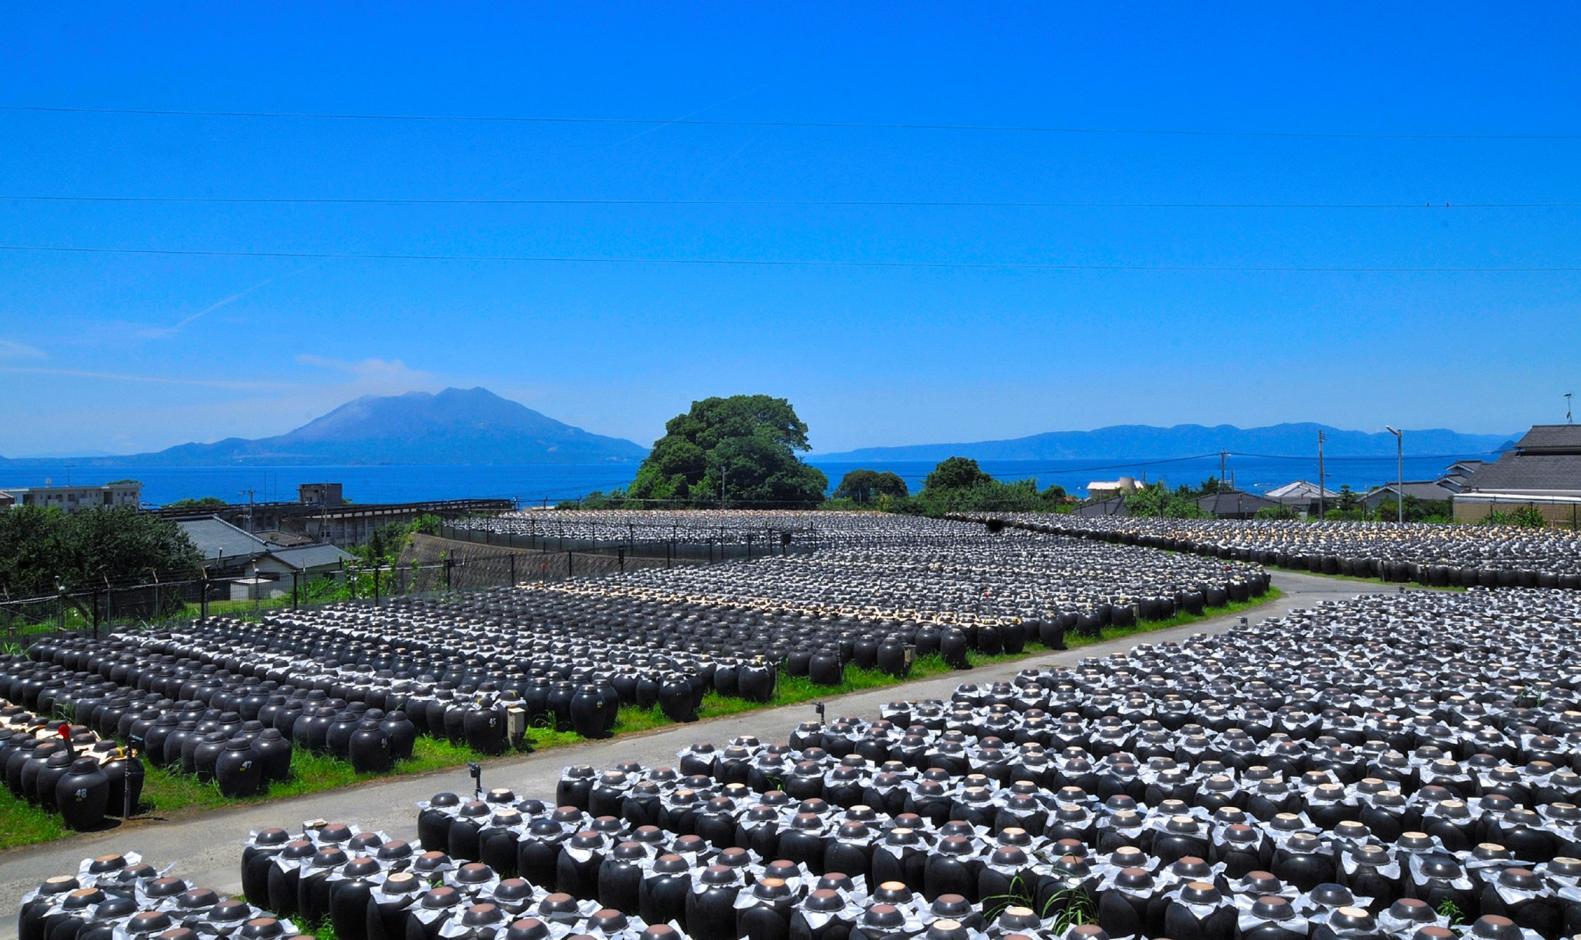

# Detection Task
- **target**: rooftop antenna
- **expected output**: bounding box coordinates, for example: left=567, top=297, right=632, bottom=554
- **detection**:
left=1567, top=392, right=1574, bottom=424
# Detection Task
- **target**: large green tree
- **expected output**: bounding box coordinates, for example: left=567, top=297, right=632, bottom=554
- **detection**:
left=0, top=506, right=201, bottom=597
left=627, top=395, right=829, bottom=508
left=923, top=456, right=994, bottom=491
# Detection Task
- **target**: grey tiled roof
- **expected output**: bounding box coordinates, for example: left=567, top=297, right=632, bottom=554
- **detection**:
left=1364, top=481, right=1457, bottom=505
left=178, top=516, right=270, bottom=562
left=1515, top=424, right=1581, bottom=453
left=1196, top=491, right=1282, bottom=516
left=266, top=544, right=355, bottom=571
left=1460, top=452, right=1581, bottom=494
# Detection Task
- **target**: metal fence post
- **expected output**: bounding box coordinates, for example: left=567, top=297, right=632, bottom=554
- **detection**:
left=567, top=551, right=574, bottom=578
left=92, top=589, right=102, bottom=638
left=509, top=554, right=517, bottom=586
left=292, top=573, right=299, bottom=609
left=200, top=574, right=210, bottom=619
left=445, top=557, right=453, bottom=591
left=373, top=565, right=381, bottom=605
left=618, top=548, right=625, bottom=573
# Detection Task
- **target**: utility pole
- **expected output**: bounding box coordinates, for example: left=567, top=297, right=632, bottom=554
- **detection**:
left=1317, top=430, right=1326, bottom=520
left=1385, top=426, right=1404, bottom=524
left=1218, top=451, right=1228, bottom=491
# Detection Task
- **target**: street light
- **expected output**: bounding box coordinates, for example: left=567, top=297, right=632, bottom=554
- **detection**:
left=1384, top=426, right=1404, bottom=524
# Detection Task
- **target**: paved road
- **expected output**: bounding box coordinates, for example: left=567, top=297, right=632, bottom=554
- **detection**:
left=0, top=570, right=1402, bottom=932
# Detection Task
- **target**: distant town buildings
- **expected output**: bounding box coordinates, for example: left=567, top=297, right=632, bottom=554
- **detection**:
left=298, top=482, right=345, bottom=507
left=1453, top=424, right=1581, bottom=525
left=1195, top=489, right=1283, bottom=519
left=176, top=515, right=355, bottom=599
left=0, top=481, right=141, bottom=512
left=1085, top=476, right=1138, bottom=498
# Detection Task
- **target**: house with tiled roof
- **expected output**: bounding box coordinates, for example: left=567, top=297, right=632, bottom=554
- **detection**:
left=1452, top=425, right=1581, bottom=526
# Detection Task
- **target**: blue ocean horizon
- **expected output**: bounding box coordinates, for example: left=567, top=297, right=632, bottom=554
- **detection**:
left=2, top=454, right=1489, bottom=508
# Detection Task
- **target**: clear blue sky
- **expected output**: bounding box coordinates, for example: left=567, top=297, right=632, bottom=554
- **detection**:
left=2, top=4, right=1578, bottom=456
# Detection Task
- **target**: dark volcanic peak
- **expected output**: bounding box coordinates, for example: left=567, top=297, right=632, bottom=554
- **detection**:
left=22, top=388, right=648, bottom=466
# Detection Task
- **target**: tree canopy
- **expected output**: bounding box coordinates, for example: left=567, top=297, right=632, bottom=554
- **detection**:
left=924, top=456, right=994, bottom=492
left=832, top=469, right=909, bottom=504
left=903, top=456, right=1068, bottom=516
left=164, top=496, right=228, bottom=511
left=627, top=395, right=829, bottom=508
left=0, top=506, right=201, bottom=597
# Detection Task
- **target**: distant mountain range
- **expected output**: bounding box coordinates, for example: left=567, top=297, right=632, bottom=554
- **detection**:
left=818, top=422, right=1516, bottom=463
left=0, top=388, right=647, bottom=467
left=0, top=402, right=1517, bottom=472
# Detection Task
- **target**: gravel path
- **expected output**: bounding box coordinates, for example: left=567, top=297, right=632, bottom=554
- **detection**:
left=0, top=570, right=1403, bottom=933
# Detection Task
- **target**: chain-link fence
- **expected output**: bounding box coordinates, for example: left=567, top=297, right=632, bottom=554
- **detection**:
left=0, top=545, right=705, bottom=647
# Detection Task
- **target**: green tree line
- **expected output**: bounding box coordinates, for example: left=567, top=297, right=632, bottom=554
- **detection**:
left=0, top=507, right=201, bottom=598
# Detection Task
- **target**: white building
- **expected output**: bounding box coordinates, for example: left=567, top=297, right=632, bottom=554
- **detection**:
left=1086, top=476, right=1138, bottom=498
left=0, top=481, right=142, bottom=512
left=176, top=515, right=356, bottom=599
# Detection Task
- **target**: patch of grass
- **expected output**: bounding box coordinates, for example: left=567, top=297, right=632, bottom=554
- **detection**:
left=0, top=785, right=69, bottom=850
left=699, top=587, right=1286, bottom=718
left=0, top=730, right=592, bottom=851
left=1, top=587, right=1282, bottom=851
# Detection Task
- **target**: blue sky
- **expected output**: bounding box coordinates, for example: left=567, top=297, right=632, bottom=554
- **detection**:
left=2, top=4, right=1578, bottom=456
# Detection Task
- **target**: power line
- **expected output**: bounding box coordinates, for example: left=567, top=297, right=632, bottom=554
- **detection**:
left=3, top=104, right=1577, bottom=142
left=3, top=243, right=1578, bottom=274
left=4, top=194, right=1576, bottom=211
left=1229, top=449, right=1502, bottom=461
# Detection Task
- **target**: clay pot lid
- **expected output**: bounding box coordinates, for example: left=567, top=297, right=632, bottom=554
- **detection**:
left=538, top=893, right=579, bottom=915
left=146, top=877, right=189, bottom=898
left=239, top=919, right=286, bottom=940
left=1116, top=867, right=1153, bottom=889
left=1252, top=896, right=1294, bottom=920
left=463, top=903, right=504, bottom=927
left=87, top=854, right=129, bottom=872
left=862, top=904, right=906, bottom=929
left=1169, top=856, right=1210, bottom=879
left=506, top=918, right=551, bottom=940
left=1309, top=883, right=1354, bottom=907
left=176, top=887, right=220, bottom=909
left=1470, top=916, right=1523, bottom=940
left=1498, top=868, right=1541, bottom=889
left=310, top=847, right=347, bottom=868
left=61, top=887, right=106, bottom=909
left=37, top=876, right=79, bottom=894
left=210, top=900, right=252, bottom=923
